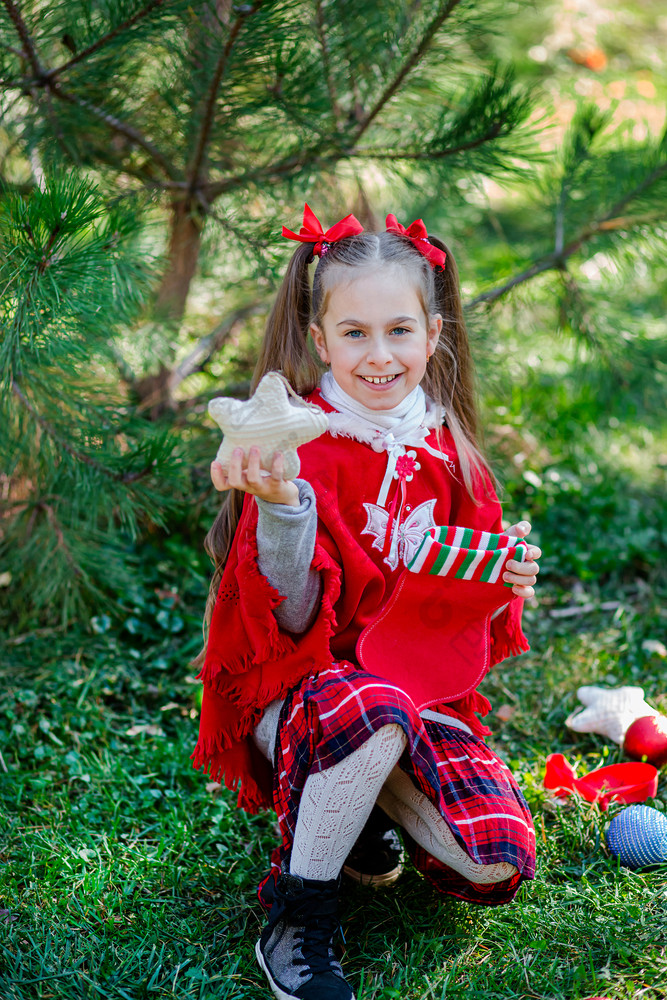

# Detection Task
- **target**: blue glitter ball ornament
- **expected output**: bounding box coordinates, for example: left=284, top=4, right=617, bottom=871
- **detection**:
left=606, top=805, right=667, bottom=869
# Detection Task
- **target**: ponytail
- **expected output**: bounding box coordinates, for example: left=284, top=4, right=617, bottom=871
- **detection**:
left=192, top=243, right=322, bottom=665
left=421, top=236, right=493, bottom=499
left=253, top=242, right=319, bottom=393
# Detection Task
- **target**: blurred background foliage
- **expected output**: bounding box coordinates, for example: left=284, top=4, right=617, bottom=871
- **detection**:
left=0, top=0, right=665, bottom=631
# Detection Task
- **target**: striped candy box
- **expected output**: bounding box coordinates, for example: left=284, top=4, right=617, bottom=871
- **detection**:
left=409, top=526, right=529, bottom=587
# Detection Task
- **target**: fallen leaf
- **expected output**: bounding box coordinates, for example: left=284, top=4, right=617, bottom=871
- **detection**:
left=567, top=47, right=607, bottom=71
left=125, top=723, right=164, bottom=737
left=642, top=639, right=667, bottom=658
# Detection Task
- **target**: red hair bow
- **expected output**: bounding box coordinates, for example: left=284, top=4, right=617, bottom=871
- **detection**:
left=385, top=214, right=447, bottom=271
left=282, top=204, right=364, bottom=257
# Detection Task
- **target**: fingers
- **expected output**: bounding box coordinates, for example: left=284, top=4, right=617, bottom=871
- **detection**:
left=504, top=558, right=540, bottom=583
left=506, top=520, right=531, bottom=538
left=504, top=554, right=540, bottom=599
left=211, top=448, right=251, bottom=491
left=210, top=459, right=230, bottom=491
left=212, top=447, right=298, bottom=505
left=504, top=520, right=542, bottom=595
left=268, top=450, right=286, bottom=483
left=224, top=446, right=266, bottom=492
left=245, top=446, right=266, bottom=490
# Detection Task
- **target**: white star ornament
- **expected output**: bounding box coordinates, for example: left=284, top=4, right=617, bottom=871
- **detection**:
left=566, top=685, right=659, bottom=745
left=208, top=371, right=329, bottom=481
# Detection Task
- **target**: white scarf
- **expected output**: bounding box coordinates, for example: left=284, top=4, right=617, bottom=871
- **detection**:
left=320, top=372, right=452, bottom=506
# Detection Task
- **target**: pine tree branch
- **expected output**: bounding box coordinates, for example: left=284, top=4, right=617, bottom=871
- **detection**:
left=314, top=0, right=343, bottom=129
left=350, top=0, right=463, bottom=144
left=187, top=2, right=262, bottom=193
left=558, top=269, right=606, bottom=353
left=202, top=116, right=505, bottom=197
left=42, top=86, right=79, bottom=163
left=75, top=142, right=190, bottom=190
left=39, top=501, right=83, bottom=577
left=603, top=158, right=667, bottom=227
left=554, top=181, right=566, bottom=256
left=202, top=1, right=465, bottom=199
left=466, top=257, right=553, bottom=308
left=354, top=123, right=508, bottom=161
left=196, top=191, right=272, bottom=253
left=2, top=0, right=44, bottom=78
left=202, top=82, right=511, bottom=200
left=37, top=219, right=62, bottom=272
left=76, top=146, right=182, bottom=191
left=11, top=379, right=156, bottom=485
left=168, top=301, right=267, bottom=390
left=2, top=71, right=177, bottom=181
left=1, top=1, right=178, bottom=181
left=203, top=152, right=318, bottom=198
left=109, top=344, right=138, bottom=386
left=43, top=0, right=165, bottom=81
left=467, top=211, right=665, bottom=309
left=0, top=38, right=26, bottom=59
left=46, top=83, right=179, bottom=181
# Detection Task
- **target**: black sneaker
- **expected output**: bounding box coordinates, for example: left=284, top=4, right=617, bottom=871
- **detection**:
left=255, top=864, right=355, bottom=1000
left=342, top=805, right=403, bottom=887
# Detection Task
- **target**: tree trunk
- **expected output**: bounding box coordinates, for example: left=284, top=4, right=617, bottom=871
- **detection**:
left=153, top=196, right=205, bottom=325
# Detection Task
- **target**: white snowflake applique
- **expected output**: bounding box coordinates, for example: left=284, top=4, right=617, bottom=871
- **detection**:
left=361, top=498, right=437, bottom=571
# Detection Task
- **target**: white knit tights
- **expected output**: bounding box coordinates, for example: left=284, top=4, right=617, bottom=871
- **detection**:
left=377, top=766, right=518, bottom=885
left=290, top=724, right=517, bottom=886
left=290, top=724, right=407, bottom=881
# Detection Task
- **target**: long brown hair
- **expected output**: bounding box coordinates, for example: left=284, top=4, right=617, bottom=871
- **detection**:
left=194, top=227, right=490, bottom=657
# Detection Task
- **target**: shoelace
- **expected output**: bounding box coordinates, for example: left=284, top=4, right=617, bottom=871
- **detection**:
left=288, top=888, right=341, bottom=977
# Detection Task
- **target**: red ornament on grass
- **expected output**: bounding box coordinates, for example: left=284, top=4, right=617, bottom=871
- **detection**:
left=623, top=714, right=667, bottom=768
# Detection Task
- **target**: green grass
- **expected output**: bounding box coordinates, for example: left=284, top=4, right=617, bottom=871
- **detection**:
left=1, top=576, right=666, bottom=999
left=2, top=404, right=667, bottom=999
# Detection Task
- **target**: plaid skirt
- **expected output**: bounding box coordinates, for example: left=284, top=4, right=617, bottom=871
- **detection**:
left=266, top=662, right=536, bottom=906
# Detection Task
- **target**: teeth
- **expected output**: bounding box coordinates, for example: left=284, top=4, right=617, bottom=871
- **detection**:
left=360, top=374, right=399, bottom=384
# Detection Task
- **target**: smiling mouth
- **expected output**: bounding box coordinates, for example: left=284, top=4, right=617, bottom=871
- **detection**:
left=359, top=374, right=401, bottom=384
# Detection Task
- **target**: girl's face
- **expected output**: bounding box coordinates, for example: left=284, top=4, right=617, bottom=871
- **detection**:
left=310, top=268, right=442, bottom=411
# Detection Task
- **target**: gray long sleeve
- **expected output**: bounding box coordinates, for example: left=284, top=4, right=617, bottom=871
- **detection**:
left=255, top=479, right=322, bottom=633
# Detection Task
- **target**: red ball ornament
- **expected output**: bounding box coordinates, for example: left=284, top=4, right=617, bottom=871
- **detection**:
left=623, top=714, right=667, bottom=767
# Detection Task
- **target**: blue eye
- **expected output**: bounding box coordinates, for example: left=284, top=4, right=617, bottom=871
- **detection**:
left=391, top=327, right=410, bottom=336
left=345, top=329, right=364, bottom=338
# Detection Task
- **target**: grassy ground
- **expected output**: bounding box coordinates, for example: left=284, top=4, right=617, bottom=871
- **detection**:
left=2, top=384, right=667, bottom=999
left=1, top=560, right=666, bottom=999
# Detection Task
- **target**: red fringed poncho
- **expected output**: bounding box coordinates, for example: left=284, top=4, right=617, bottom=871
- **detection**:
left=192, top=391, right=529, bottom=813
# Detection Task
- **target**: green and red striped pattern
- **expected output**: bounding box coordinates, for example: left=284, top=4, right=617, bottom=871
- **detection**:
left=408, top=525, right=529, bottom=587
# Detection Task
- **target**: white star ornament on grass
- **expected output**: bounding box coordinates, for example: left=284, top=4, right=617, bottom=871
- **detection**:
left=566, top=685, right=659, bottom=745
left=208, top=371, right=329, bottom=481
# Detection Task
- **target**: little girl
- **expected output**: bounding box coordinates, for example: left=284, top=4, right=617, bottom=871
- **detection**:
left=192, top=207, right=541, bottom=1000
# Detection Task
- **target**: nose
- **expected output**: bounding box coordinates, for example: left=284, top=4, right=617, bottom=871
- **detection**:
left=365, top=337, right=393, bottom=366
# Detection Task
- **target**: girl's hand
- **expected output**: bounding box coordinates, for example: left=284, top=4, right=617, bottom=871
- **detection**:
left=211, top=447, right=300, bottom=507
left=504, top=520, right=541, bottom=599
